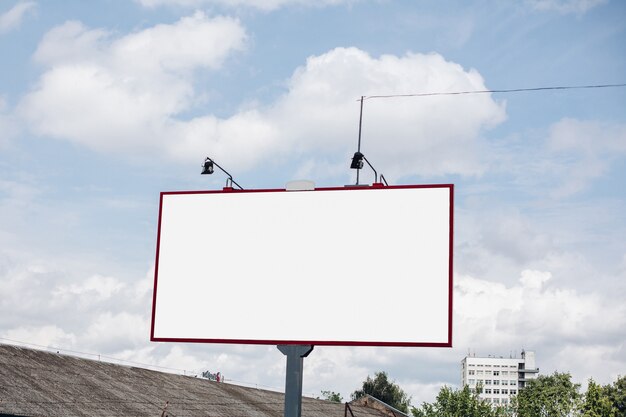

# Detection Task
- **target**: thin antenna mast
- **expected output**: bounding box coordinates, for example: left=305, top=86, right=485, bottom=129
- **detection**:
left=356, top=96, right=364, bottom=185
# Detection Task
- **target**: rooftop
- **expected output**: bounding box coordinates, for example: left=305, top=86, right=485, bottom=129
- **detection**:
left=0, top=344, right=387, bottom=417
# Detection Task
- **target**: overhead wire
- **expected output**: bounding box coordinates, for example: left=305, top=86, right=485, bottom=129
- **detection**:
left=360, top=83, right=626, bottom=100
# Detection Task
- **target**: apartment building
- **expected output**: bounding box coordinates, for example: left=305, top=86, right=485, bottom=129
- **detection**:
left=460, top=350, right=539, bottom=406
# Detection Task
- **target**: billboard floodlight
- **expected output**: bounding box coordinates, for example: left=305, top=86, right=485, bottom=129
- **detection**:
left=350, top=151, right=364, bottom=169
left=350, top=151, right=386, bottom=185
left=201, top=159, right=214, bottom=175
left=200, top=156, right=243, bottom=190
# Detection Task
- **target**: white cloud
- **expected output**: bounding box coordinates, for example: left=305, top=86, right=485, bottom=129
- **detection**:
left=261, top=48, right=506, bottom=179
left=0, top=249, right=154, bottom=353
left=18, top=12, right=246, bottom=154
left=135, top=0, right=354, bottom=12
left=527, top=0, right=608, bottom=14
left=2, top=325, right=76, bottom=348
left=83, top=312, right=149, bottom=351
left=455, top=270, right=626, bottom=384
left=0, top=1, right=36, bottom=34
left=53, top=274, right=126, bottom=301
left=519, top=269, right=551, bottom=289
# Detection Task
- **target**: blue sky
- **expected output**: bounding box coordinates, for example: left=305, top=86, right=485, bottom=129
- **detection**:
left=1, top=0, right=625, bottom=404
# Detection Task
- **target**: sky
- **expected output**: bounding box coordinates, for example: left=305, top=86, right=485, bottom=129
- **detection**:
left=0, top=0, right=625, bottom=406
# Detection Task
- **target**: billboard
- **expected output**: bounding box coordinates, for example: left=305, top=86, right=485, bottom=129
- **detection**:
left=151, top=184, right=453, bottom=347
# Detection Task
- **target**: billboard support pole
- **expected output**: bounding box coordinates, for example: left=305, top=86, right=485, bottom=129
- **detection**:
left=277, top=345, right=314, bottom=417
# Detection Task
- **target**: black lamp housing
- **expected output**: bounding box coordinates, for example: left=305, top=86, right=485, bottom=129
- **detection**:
left=200, top=157, right=243, bottom=190
left=201, top=158, right=214, bottom=175
left=350, top=152, right=364, bottom=170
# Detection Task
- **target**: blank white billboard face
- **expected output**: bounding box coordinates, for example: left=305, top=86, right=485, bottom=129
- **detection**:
left=151, top=185, right=453, bottom=347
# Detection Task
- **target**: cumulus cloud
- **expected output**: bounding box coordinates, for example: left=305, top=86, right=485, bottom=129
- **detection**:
left=135, top=0, right=353, bottom=12
left=0, top=1, right=36, bottom=34
left=527, top=0, right=608, bottom=14
left=261, top=48, right=506, bottom=179
left=83, top=312, right=149, bottom=351
left=0, top=250, right=154, bottom=355
left=3, top=325, right=76, bottom=347
left=455, top=270, right=625, bottom=377
left=519, top=269, right=551, bottom=289
left=18, top=12, right=247, bottom=154
left=19, top=22, right=506, bottom=178
left=53, top=274, right=126, bottom=302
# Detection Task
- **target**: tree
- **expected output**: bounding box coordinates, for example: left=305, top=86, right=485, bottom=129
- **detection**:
left=512, top=372, right=580, bottom=417
left=318, top=390, right=343, bottom=403
left=579, top=379, right=616, bottom=417
left=351, top=371, right=412, bottom=413
left=411, top=385, right=510, bottom=417
left=604, top=376, right=626, bottom=417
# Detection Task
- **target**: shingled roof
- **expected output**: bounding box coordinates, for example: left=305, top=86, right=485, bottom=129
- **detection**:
left=0, top=344, right=387, bottom=417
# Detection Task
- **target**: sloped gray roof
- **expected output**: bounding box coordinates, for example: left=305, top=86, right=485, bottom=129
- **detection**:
left=0, top=344, right=385, bottom=417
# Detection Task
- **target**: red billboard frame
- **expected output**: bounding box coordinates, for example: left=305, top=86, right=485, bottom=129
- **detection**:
left=150, top=184, right=454, bottom=347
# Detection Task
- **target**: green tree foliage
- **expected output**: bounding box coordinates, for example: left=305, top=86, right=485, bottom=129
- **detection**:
left=580, top=379, right=616, bottom=417
left=318, top=390, right=343, bottom=403
left=411, top=385, right=509, bottom=417
left=408, top=373, right=624, bottom=417
left=604, top=376, right=626, bottom=417
left=351, top=371, right=411, bottom=413
left=512, top=372, right=580, bottom=417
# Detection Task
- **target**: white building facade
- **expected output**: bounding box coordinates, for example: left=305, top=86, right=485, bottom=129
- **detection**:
left=461, top=350, right=539, bottom=406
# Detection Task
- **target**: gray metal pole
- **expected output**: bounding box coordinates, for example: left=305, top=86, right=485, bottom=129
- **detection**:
left=277, top=345, right=314, bottom=417
left=356, top=96, right=364, bottom=185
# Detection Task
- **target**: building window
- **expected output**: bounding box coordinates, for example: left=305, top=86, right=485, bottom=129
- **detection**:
left=477, top=379, right=483, bottom=385
left=493, top=380, right=500, bottom=386
left=485, top=380, right=492, bottom=385
left=485, top=389, right=492, bottom=394
left=485, top=370, right=492, bottom=375
left=510, top=389, right=517, bottom=395
left=469, top=379, right=475, bottom=385
left=477, top=370, right=484, bottom=375
left=493, top=371, right=500, bottom=376
left=501, top=371, right=508, bottom=376
left=510, top=380, right=516, bottom=385
left=469, top=370, right=475, bottom=375
left=502, top=380, right=508, bottom=386
left=502, top=389, right=508, bottom=395
left=493, top=398, right=500, bottom=404
left=494, top=389, right=500, bottom=394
